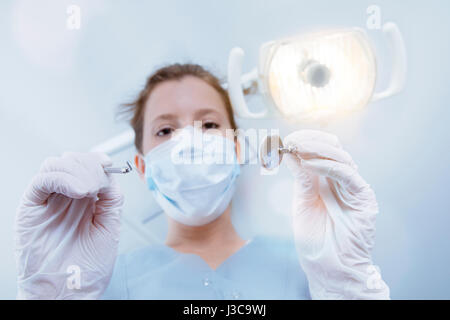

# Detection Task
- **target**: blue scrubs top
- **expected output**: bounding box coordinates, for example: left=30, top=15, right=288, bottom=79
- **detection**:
left=102, top=234, right=311, bottom=299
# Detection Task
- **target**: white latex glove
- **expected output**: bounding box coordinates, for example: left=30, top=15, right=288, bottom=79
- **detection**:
left=283, top=130, right=390, bottom=300
left=14, top=152, right=124, bottom=300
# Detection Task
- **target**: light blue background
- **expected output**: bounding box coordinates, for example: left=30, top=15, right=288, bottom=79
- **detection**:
left=1, top=0, right=449, bottom=299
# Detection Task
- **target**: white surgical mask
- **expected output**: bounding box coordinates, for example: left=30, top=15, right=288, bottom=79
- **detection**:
left=144, top=126, right=240, bottom=226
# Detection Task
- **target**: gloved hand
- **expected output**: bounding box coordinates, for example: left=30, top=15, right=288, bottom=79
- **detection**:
left=283, top=130, right=390, bottom=300
left=14, top=152, right=124, bottom=300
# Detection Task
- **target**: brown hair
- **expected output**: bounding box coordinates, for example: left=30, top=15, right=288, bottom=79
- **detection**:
left=118, top=63, right=237, bottom=154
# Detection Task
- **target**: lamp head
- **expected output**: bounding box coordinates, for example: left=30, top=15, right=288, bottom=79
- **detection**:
left=258, top=28, right=377, bottom=121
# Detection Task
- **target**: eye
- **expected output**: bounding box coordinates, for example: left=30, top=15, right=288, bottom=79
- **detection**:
left=203, top=121, right=220, bottom=130
left=156, top=127, right=174, bottom=137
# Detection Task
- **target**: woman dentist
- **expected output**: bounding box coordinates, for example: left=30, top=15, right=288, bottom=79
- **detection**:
left=14, top=64, right=389, bottom=300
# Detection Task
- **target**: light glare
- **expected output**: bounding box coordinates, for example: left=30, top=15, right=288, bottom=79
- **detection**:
left=261, top=29, right=377, bottom=121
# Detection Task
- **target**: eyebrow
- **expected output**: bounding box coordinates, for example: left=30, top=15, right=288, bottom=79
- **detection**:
left=151, top=113, right=178, bottom=123
left=193, top=108, right=222, bottom=118
left=151, top=108, right=222, bottom=124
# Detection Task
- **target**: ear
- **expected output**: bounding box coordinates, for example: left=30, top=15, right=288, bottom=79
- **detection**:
left=134, top=154, right=146, bottom=181
left=235, top=138, right=242, bottom=164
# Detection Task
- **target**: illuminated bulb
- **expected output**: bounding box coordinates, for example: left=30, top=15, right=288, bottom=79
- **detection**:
left=259, top=28, right=377, bottom=121
left=299, top=60, right=331, bottom=88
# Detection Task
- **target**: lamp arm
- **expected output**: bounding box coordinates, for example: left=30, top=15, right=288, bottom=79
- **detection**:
left=371, top=22, right=407, bottom=102
left=227, top=47, right=268, bottom=118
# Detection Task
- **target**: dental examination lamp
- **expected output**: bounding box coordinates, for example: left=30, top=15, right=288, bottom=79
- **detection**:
left=227, top=22, right=407, bottom=122
left=231, top=22, right=407, bottom=169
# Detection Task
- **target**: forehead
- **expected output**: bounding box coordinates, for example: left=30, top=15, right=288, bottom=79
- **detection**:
left=144, top=76, right=227, bottom=121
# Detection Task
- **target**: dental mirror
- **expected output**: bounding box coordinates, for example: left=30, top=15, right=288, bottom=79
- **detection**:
left=259, top=134, right=297, bottom=170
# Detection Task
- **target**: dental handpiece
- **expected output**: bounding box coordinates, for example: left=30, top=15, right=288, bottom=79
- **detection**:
left=103, top=161, right=133, bottom=174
